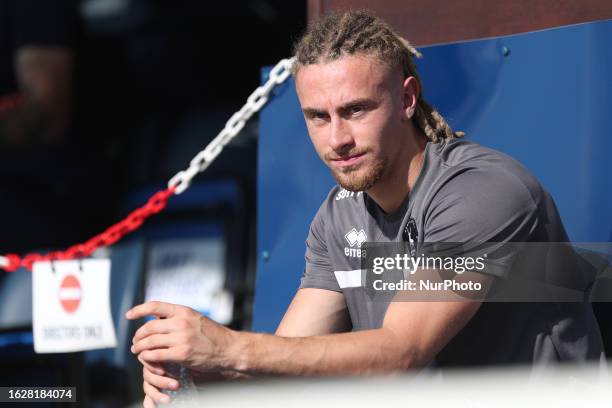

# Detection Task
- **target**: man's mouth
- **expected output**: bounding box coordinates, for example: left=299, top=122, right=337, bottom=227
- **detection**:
left=330, top=152, right=366, bottom=168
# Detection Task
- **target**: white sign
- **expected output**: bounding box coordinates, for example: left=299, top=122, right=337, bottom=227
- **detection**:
left=145, top=238, right=233, bottom=324
left=32, top=259, right=117, bottom=353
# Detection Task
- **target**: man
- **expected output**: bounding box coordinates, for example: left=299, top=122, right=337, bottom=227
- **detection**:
left=127, top=11, right=604, bottom=407
left=0, top=0, right=74, bottom=146
left=0, top=0, right=79, bottom=254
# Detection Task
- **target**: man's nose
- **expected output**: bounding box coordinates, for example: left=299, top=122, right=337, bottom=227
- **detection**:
left=328, top=118, right=354, bottom=152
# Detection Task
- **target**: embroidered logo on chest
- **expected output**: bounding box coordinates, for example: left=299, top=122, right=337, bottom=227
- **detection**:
left=344, top=228, right=367, bottom=258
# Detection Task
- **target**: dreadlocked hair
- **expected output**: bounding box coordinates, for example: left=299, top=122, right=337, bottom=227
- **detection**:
left=292, top=10, right=464, bottom=143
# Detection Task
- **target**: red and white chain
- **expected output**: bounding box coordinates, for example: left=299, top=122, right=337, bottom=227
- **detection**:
left=0, top=57, right=295, bottom=272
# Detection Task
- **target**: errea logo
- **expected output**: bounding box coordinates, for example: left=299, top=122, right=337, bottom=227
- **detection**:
left=344, top=228, right=367, bottom=258
left=345, top=228, right=366, bottom=247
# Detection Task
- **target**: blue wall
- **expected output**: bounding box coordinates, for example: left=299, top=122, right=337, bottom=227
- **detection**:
left=254, top=20, right=612, bottom=332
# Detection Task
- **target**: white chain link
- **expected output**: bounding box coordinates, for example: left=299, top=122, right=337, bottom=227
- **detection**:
left=168, top=57, right=296, bottom=194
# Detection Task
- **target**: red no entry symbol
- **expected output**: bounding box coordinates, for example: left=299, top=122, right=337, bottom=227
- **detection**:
left=59, top=274, right=81, bottom=314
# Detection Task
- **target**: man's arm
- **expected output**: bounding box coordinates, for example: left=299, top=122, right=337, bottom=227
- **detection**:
left=276, top=288, right=351, bottom=337
left=128, top=281, right=486, bottom=378
left=132, top=287, right=350, bottom=406
left=226, top=299, right=481, bottom=376
left=239, top=269, right=490, bottom=375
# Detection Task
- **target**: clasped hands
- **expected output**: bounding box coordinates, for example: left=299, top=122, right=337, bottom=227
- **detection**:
left=126, top=301, right=240, bottom=406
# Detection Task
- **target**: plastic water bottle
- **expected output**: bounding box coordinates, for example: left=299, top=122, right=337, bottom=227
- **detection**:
left=162, top=363, right=198, bottom=406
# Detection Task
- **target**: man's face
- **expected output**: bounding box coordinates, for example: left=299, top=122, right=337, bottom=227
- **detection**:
left=295, top=54, right=408, bottom=192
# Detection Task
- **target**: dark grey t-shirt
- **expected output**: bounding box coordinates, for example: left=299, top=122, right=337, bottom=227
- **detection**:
left=300, top=138, right=604, bottom=366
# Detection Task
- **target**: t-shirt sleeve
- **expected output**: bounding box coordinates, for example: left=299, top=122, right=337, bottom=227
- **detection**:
left=422, top=168, right=540, bottom=278
left=300, top=201, right=342, bottom=292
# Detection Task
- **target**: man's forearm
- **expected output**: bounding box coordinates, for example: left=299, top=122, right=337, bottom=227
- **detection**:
left=228, top=328, right=418, bottom=376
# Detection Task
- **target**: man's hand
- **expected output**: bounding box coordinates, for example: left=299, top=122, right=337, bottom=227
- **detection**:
left=126, top=301, right=239, bottom=406
left=127, top=301, right=237, bottom=370
left=139, top=357, right=173, bottom=407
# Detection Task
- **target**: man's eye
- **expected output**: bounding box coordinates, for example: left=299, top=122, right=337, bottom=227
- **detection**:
left=310, top=113, right=328, bottom=121
left=349, top=106, right=365, bottom=117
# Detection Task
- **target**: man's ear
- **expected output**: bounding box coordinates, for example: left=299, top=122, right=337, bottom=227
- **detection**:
left=402, top=76, right=420, bottom=120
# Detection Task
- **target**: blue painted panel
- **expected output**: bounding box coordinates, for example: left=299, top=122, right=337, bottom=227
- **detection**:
left=255, top=72, right=335, bottom=332
left=254, top=20, right=612, bottom=332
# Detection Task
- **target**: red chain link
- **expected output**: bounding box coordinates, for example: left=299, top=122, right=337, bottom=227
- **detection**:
left=2, top=187, right=175, bottom=272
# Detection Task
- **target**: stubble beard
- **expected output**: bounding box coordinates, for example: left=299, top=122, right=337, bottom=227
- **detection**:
left=331, top=157, right=388, bottom=192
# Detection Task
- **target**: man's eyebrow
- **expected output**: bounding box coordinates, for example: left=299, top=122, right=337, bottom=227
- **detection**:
left=337, top=98, right=377, bottom=112
left=302, top=98, right=377, bottom=116
left=302, top=107, right=326, bottom=116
